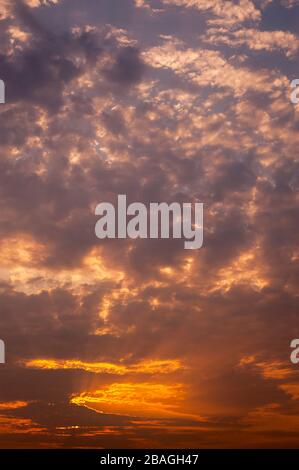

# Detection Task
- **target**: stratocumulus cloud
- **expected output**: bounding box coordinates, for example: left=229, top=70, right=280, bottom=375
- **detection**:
left=0, top=0, right=299, bottom=449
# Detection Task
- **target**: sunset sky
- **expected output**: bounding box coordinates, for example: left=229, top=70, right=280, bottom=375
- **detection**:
left=0, top=0, right=299, bottom=448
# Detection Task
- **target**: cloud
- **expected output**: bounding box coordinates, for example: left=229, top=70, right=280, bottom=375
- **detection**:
left=161, top=0, right=261, bottom=26
left=1, top=0, right=299, bottom=449
left=22, top=358, right=184, bottom=375
left=70, top=382, right=190, bottom=419
left=203, top=27, right=299, bottom=58
left=104, top=46, right=145, bottom=86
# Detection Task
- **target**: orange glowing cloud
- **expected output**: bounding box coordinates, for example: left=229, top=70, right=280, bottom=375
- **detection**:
left=238, top=357, right=294, bottom=380
left=70, top=382, right=197, bottom=419
left=0, top=401, right=29, bottom=410
left=22, top=358, right=185, bottom=375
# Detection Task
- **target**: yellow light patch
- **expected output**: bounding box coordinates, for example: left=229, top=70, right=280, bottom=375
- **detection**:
left=22, top=358, right=184, bottom=375
left=70, top=382, right=188, bottom=418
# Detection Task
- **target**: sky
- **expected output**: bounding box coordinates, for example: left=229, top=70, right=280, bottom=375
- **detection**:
left=0, top=0, right=299, bottom=449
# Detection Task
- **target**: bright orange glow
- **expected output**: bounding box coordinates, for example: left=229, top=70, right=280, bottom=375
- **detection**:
left=213, top=249, right=268, bottom=292
left=239, top=357, right=294, bottom=380
left=70, top=382, right=194, bottom=419
left=1, top=0, right=299, bottom=450
left=23, top=358, right=184, bottom=375
left=0, top=401, right=29, bottom=410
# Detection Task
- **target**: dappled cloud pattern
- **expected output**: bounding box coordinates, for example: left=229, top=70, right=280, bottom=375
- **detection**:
left=0, top=0, right=299, bottom=448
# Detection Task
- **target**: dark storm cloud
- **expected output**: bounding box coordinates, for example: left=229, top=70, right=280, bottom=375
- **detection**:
left=0, top=284, right=143, bottom=363
left=0, top=1, right=145, bottom=110
left=210, top=160, right=257, bottom=200
left=0, top=47, right=79, bottom=111
left=0, top=2, right=101, bottom=110
left=1, top=401, right=134, bottom=427
left=104, top=46, right=145, bottom=86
